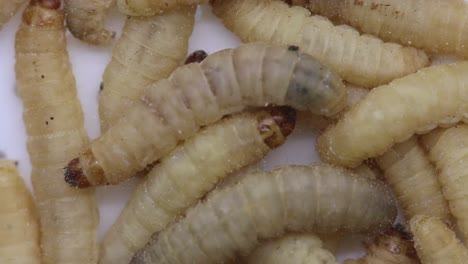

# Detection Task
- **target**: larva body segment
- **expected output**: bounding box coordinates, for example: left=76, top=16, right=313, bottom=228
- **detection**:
left=0, top=160, right=41, bottom=264
left=376, top=136, right=449, bottom=222
left=410, top=215, right=468, bottom=264
left=131, top=164, right=397, bottom=264
left=117, top=0, right=204, bottom=16
left=99, top=108, right=296, bottom=264
left=318, top=61, right=468, bottom=168
left=297, top=0, right=468, bottom=58
left=15, top=1, right=99, bottom=263
left=0, top=0, right=27, bottom=29
left=211, top=0, right=429, bottom=88
left=64, top=43, right=347, bottom=187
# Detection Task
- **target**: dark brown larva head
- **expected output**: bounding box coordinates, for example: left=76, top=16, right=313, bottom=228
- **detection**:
left=268, top=106, right=296, bottom=137
left=64, top=158, right=91, bottom=188
left=185, top=50, right=208, bottom=64
left=370, top=225, right=418, bottom=259
left=258, top=106, right=296, bottom=148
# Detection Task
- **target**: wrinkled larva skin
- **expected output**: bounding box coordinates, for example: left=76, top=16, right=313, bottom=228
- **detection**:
left=117, top=0, right=205, bottom=16
left=64, top=43, right=347, bottom=187
left=131, top=164, right=397, bottom=264
left=294, top=0, right=468, bottom=58
left=0, top=160, right=40, bottom=264
left=63, top=0, right=115, bottom=45
left=318, top=61, right=468, bottom=168
left=0, top=0, right=27, bottom=29
left=410, top=215, right=468, bottom=264
left=420, top=125, right=468, bottom=241
left=99, top=6, right=195, bottom=132
left=211, top=0, right=429, bottom=88
left=99, top=108, right=296, bottom=264
left=376, top=136, right=450, bottom=223
left=15, top=1, right=99, bottom=263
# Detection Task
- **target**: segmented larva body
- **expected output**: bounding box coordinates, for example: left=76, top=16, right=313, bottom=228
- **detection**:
left=296, top=0, right=468, bottom=58
left=63, top=0, right=115, bottom=45
left=99, top=108, right=296, bottom=264
left=131, top=164, right=397, bottom=264
left=211, top=0, right=429, bottom=88
left=244, top=233, right=338, bottom=264
left=15, top=1, right=99, bottom=263
left=117, top=0, right=204, bottom=16
left=318, top=61, right=468, bottom=168
left=64, top=43, right=347, bottom=188
left=0, top=0, right=27, bottom=29
left=410, top=215, right=468, bottom=264
left=376, top=136, right=449, bottom=222
left=99, top=6, right=195, bottom=131
left=0, top=160, right=40, bottom=264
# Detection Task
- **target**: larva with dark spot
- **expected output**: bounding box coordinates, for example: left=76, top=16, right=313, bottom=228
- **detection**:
left=64, top=42, right=347, bottom=188
left=15, top=1, right=99, bottom=263
left=99, top=6, right=195, bottom=131
left=0, top=160, right=40, bottom=264
left=211, top=0, right=429, bottom=88
left=117, top=0, right=205, bottom=16
left=318, top=61, right=468, bottom=168
left=131, top=164, right=397, bottom=264
left=99, top=107, right=296, bottom=264
left=293, top=0, right=468, bottom=58
left=184, top=49, right=208, bottom=64
left=0, top=0, right=27, bottom=30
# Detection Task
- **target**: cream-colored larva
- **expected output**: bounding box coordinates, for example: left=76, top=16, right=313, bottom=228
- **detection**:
left=117, top=0, right=204, bottom=16
left=64, top=43, right=347, bottom=188
left=410, top=215, right=468, bottom=264
left=292, top=0, right=468, bottom=58
left=0, top=160, right=41, bottom=264
left=99, top=107, right=296, bottom=264
left=0, top=0, right=27, bottom=30
left=130, top=164, right=397, bottom=264
left=211, top=0, right=429, bottom=88
left=99, top=6, right=195, bottom=131
left=15, top=1, right=99, bottom=263
left=317, top=61, right=468, bottom=168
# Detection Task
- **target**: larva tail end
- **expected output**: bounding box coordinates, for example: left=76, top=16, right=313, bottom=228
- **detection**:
left=269, top=106, right=296, bottom=137
left=31, top=0, right=61, bottom=9
left=64, top=158, right=91, bottom=188
left=185, top=50, right=208, bottom=64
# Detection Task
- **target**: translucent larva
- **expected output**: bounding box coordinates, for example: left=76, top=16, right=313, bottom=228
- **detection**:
left=117, top=0, right=204, bottom=16
left=317, top=61, right=468, bottom=168
left=0, top=160, right=40, bottom=264
left=376, top=136, right=450, bottom=223
left=410, top=215, right=468, bottom=264
left=15, top=1, right=99, bottom=263
left=99, top=107, right=296, bottom=264
left=211, top=0, right=429, bottom=88
left=64, top=43, right=347, bottom=188
left=130, top=164, right=397, bottom=264
left=99, top=6, right=195, bottom=131
left=294, top=0, right=468, bottom=58
left=0, top=0, right=27, bottom=30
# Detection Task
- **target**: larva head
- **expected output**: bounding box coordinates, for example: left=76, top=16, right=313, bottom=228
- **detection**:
left=64, top=158, right=91, bottom=188
left=64, top=149, right=107, bottom=188
left=368, top=225, right=418, bottom=260
left=24, top=0, right=62, bottom=27
left=185, top=50, right=208, bottom=64
left=258, top=106, right=296, bottom=148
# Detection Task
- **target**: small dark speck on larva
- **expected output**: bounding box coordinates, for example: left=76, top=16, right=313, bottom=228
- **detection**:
left=41, top=75, right=45, bottom=79
left=288, top=45, right=299, bottom=51
left=50, top=117, right=54, bottom=120
left=0, top=150, right=5, bottom=159
left=100, top=82, right=104, bottom=92
left=45, top=121, right=49, bottom=125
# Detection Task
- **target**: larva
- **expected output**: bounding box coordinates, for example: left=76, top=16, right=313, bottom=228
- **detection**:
left=99, top=107, right=296, bottom=264
left=317, top=61, right=468, bottom=168
left=63, top=0, right=115, bottom=45
left=15, top=1, right=99, bottom=263
left=0, top=160, right=40, bottom=264
left=211, top=0, right=429, bottom=88
left=64, top=42, right=347, bottom=188
left=130, top=164, right=397, bottom=264
left=410, top=215, right=468, bottom=264
left=293, top=0, right=468, bottom=58
left=376, top=136, right=450, bottom=222
left=99, top=6, right=195, bottom=131
left=117, top=0, right=204, bottom=16
left=0, top=0, right=27, bottom=30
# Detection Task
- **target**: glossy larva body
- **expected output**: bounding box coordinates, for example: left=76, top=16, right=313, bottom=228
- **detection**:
left=0, top=0, right=27, bottom=29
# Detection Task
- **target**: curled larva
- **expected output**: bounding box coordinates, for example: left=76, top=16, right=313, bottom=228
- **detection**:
left=0, top=160, right=40, bottom=264
left=410, top=215, right=468, bottom=264
left=211, top=0, right=429, bottom=88
left=131, top=164, right=397, bottom=264
left=376, top=136, right=450, bottom=222
left=15, top=1, right=99, bottom=263
left=0, top=0, right=27, bottom=30
left=99, top=6, right=195, bottom=131
left=117, top=0, right=204, bottom=16
left=99, top=107, right=296, bottom=264
left=293, top=0, right=468, bottom=58
left=317, top=61, right=468, bottom=168
left=64, top=42, right=347, bottom=188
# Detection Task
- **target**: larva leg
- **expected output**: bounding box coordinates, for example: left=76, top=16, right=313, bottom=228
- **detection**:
left=318, top=61, right=468, bottom=168
left=15, top=1, right=99, bottom=263
left=99, top=7, right=195, bottom=132
left=99, top=107, right=296, bottom=264
left=64, top=43, right=347, bottom=187
left=211, top=0, right=429, bottom=88
left=0, top=160, right=40, bottom=263
left=130, top=163, right=396, bottom=264
left=0, top=0, right=27, bottom=29
left=410, top=215, right=468, bottom=264
left=117, top=0, right=205, bottom=16
left=376, top=136, right=450, bottom=222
